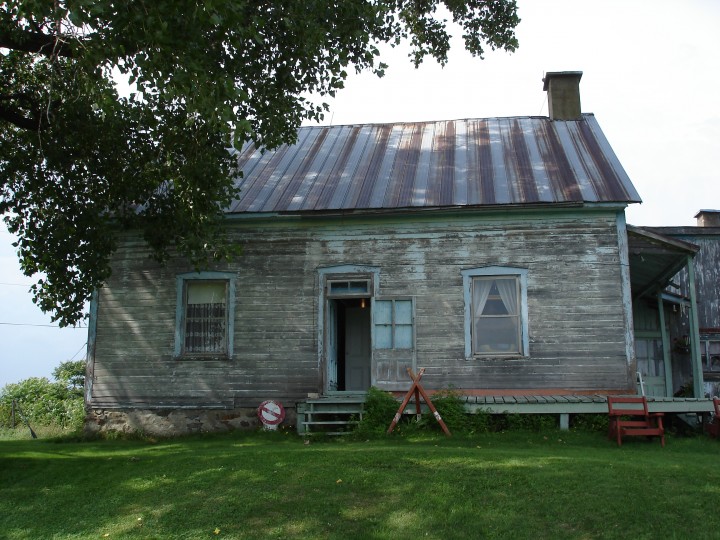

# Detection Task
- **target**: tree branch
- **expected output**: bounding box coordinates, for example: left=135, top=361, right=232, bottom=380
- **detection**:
left=0, top=103, right=42, bottom=130
left=0, top=29, right=74, bottom=58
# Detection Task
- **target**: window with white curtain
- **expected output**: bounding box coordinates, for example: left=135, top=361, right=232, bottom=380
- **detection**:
left=184, top=281, right=228, bottom=354
left=462, top=267, right=529, bottom=358
left=174, top=272, right=236, bottom=359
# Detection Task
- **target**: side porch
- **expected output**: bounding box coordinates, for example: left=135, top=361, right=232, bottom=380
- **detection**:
left=295, top=392, right=717, bottom=435
left=462, top=393, right=716, bottom=429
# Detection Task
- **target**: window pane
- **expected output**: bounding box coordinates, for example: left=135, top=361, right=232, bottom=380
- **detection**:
left=474, top=316, right=519, bottom=353
left=482, top=297, right=508, bottom=315
left=329, top=282, right=348, bottom=294
left=375, top=300, right=392, bottom=325
left=187, top=282, right=226, bottom=305
left=348, top=281, right=369, bottom=294
left=710, top=341, right=720, bottom=370
left=185, top=281, right=227, bottom=354
left=395, top=300, right=413, bottom=324
left=375, top=326, right=392, bottom=349
left=395, top=325, right=413, bottom=349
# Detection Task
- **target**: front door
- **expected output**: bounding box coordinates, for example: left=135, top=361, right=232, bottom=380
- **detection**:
left=326, top=297, right=371, bottom=392
left=636, top=338, right=666, bottom=397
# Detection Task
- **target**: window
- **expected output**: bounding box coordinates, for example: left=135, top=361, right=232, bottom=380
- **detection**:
left=327, top=279, right=371, bottom=297
left=462, top=267, right=528, bottom=358
left=636, top=338, right=664, bottom=377
left=175, top=272, right=236, bottom=359
left=702, top=338, right=720, bottom=371
left=374, top=299, right=414, bottom=349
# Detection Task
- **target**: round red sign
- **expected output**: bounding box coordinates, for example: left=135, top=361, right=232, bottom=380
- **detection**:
left=257, top=400, right=285, bottom=426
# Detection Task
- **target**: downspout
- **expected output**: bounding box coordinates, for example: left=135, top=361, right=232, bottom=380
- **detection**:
left=686, top=255, right=704, bottom=398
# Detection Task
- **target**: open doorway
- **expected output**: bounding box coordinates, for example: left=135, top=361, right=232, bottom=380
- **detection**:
left=328, top=298, right=371, bottom=392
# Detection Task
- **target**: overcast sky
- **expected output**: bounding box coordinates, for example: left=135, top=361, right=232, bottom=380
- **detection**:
left=1, top=0, right=718, bottom=388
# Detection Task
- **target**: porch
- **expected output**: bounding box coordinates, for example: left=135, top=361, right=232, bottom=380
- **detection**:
left=296, top=393, right=717, bottom=434
left=462, top=393, right=716, bottom=429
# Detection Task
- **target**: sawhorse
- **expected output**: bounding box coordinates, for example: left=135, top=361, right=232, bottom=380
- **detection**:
left=387, top=367, right=451, bottom=436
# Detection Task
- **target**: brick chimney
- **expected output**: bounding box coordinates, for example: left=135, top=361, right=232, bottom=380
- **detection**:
left=543, top=71, right=583, bottom=120
left=695, top=210, right=720, bottom=227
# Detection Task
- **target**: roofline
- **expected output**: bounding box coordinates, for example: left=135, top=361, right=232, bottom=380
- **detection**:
left=645, top=226, right=720, bottom=237
left=627, top=225, right=700, bottom=254
left=297, top=112, right=598, bottom=131
left=225, top=201, right=629, bottom=221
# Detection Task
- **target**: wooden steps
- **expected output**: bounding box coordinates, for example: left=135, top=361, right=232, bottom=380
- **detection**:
left=297, top=395, right=366, bottom=435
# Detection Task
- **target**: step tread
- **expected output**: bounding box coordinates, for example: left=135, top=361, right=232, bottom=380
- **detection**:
left=303, top=420, right=360, bottom=426
left=304, top=409, right=363, bottom=414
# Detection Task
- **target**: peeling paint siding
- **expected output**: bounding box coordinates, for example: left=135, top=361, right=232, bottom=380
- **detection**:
left=89, top=209, right=631, bottom=409
left=667, top=235, right=720, bottom=329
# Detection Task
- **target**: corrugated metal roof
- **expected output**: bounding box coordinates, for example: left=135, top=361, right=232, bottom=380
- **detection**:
left=229, top=113, right=640, bottom=214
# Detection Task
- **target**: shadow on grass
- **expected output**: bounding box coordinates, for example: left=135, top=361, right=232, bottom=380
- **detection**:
left=2, top=430, right=720, bottom=539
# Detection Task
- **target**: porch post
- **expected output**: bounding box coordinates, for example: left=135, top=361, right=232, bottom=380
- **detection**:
left=686, top=255, right=704, bottom=399
left=656, top=292, right=673, bottom=397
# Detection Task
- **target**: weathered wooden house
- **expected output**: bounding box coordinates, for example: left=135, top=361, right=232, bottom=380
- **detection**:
left=84, top=72, right=712, bottom=435
left=630, top=210, right=720, bottom=398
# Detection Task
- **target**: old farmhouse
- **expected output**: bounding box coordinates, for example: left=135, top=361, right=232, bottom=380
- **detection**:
left=84, top=72, right=715, bottom=435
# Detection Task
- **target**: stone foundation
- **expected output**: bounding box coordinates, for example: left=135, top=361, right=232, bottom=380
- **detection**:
left=85, top=407, right=297, bottom=437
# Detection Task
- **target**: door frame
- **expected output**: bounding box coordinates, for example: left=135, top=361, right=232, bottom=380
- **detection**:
left=317, top=265, right=379, bottom=394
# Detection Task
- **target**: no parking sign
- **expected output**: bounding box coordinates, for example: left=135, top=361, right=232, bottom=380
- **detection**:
left=257, top=400, right=285, bottom=429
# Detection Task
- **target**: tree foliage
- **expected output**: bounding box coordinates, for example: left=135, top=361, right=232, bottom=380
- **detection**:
left=0, top=1, right=519, bottom=326
left=0, top=375, right=84, bottom=429
left=52, top=359, right=86, bottom=393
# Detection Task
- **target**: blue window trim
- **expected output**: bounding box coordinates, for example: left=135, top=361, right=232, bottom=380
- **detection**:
left=461, top=266, right=529, bottom=359
left=174, top=271, right=237, bottom=359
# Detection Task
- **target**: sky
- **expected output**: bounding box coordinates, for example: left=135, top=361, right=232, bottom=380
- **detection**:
left=1, top=0, right=719, bottom=388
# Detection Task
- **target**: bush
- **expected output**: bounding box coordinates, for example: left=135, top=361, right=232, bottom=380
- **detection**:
left=354, top=386, right=496, bottom=437
left=0, top=376, right=84, bottom=430
left=353, top=387, right=399, bottom=437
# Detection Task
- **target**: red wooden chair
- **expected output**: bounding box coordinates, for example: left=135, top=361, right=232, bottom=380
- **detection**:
left=607, top=396, right=665, bottom=447
left=706, top=397, right=720, bottom=438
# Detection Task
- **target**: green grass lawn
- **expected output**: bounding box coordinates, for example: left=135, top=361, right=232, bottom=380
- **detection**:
left=2, top=429, right=719, bottom=539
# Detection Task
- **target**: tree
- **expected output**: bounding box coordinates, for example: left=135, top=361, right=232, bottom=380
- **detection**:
left=52, top=359, right=86, bottom=394
left=0, top=1, right=519, bottom=326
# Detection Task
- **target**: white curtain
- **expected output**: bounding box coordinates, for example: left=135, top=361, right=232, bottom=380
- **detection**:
left=473, top=279, right=493, bottom=317
left=496, top=278, right=518, bottom=315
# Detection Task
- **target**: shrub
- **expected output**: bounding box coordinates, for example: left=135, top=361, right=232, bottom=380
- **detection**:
left=353, top=387, right=399, bottom=437
left=0, top=376, right=84, bottom=430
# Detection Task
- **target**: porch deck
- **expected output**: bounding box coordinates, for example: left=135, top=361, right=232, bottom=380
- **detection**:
left=297, top=393, right=717, bottom=434
left=461, top=394, right=716, bottom=415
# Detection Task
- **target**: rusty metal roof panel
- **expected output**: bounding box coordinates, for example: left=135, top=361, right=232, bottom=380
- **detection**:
left=229, top=114, right=640, bottom=214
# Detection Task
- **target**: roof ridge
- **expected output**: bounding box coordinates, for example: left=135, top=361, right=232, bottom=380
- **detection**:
left=299, top=113, right=596, bottom=130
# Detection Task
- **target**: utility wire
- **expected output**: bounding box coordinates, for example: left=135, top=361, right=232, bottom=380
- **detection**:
left=0, top=322, right=87, bottom=328
left=68, top=342, right=88, bottom=361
